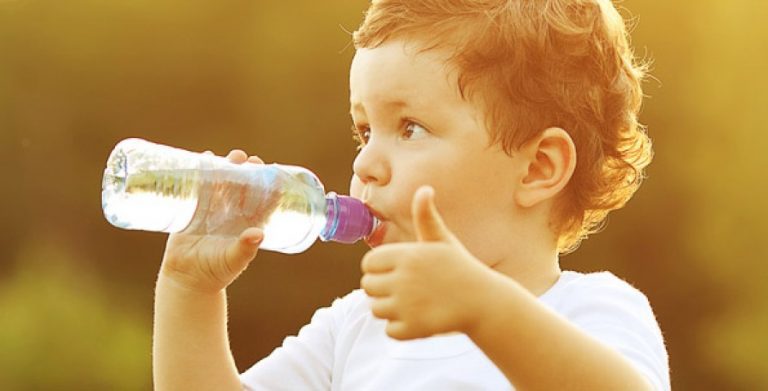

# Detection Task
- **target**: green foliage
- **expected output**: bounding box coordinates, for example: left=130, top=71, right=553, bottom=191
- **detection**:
left=0, top=241, right=151, bottom=390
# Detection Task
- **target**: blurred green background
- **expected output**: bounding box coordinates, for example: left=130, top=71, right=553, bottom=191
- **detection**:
left=1, top=0, right=766, bottom=389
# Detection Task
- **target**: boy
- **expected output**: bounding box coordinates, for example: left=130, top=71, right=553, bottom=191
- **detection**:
left=153, top=0, right=669, bottom=389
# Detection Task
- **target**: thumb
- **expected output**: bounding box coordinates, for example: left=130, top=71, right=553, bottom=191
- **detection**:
left=225, top=227, right=264, bottom=274
left=411, top=186, right=455, bottom=243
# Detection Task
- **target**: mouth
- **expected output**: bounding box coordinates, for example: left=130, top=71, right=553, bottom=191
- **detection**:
left=364, top=204, right=388, bottom=248
left=365, top=221, right=387, bottom=248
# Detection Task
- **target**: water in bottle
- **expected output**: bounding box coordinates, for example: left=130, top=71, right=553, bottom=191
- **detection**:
left=102, top=138, right=377, bottom=253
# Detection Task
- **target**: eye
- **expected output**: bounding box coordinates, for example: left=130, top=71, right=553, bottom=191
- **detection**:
left=402, top=121, right=430, bottom=141
left=351, top=125, right=370, bottom=151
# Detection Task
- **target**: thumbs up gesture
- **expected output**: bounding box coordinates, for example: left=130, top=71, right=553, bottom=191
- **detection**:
left=360, top=185, right=493, bottom=340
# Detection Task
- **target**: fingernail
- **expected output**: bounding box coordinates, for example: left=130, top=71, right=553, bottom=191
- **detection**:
left=250, top=230, right=264, bottom=244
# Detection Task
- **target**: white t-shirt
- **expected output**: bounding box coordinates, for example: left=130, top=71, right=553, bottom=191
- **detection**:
left=240, top=271, right=669, bottom=390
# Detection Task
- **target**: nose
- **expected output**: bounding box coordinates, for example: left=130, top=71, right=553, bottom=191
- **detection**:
left=352, top=139, right=390, bottom=186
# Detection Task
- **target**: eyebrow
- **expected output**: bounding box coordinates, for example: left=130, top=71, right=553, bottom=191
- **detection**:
left=350, top=99, right=409, bottom=116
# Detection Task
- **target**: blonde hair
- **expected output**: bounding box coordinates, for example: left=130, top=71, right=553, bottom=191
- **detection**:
left=353, top=0, right=652, bottom=253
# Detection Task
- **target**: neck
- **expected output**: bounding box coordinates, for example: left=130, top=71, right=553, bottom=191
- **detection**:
left=475, top=205, right=562, bottom=297
left=490, top=246, right=561, bottom=297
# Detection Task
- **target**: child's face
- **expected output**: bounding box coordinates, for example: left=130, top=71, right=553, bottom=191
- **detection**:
left=349, top=39, right=525, bottom=261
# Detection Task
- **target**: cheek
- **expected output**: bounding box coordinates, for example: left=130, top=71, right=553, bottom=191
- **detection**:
left=391, top=167, right=453, bottom=225
left=424, top=164, right=501, bottom=234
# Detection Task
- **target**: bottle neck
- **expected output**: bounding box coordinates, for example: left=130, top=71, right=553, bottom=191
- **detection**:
left=320, top=192, right=377, bottom=244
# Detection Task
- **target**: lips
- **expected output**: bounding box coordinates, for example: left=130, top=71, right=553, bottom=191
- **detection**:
left=364, top=204, right=388, bottom=248
left=365, top=220, right=388, bottom=248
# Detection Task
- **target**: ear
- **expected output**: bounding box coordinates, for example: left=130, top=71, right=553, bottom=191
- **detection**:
left=514, top=127, right=577, bottom=208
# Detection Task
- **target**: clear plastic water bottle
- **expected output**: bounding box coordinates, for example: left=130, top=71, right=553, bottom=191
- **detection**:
left=101, top=138, right=377, bottom=254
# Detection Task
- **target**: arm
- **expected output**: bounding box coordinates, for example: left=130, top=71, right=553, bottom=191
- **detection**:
left=152, top=150, right=264, bottom=391
left=155, top=232, right=345, bottom=391
left=153, top=276, right=242, bottom=391
left=364, top=251, right=654, bottom=390
left=466, top=271, right=654, bottom=390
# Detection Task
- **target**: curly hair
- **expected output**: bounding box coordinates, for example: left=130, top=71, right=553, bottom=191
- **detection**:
left=353, top=0, right=652, bottom=253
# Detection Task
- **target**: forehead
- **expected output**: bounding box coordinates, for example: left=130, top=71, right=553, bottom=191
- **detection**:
left=349, top=40, right=461, bottom=110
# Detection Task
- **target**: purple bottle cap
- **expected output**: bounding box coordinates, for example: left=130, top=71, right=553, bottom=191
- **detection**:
left=321, top=193, right=377, bottom=244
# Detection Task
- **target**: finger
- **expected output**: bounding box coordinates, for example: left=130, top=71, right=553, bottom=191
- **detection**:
left=247, top=155, right=264, bottom=164
left=241, top=227, right=264, bottom=246
left=361, top=249, right=396, bottom=274
left=411, top=185, right=454, bottom=243
left=369, top=297, right=398, bottom=320
left=226, top=149, right=248, bottom=164
left=385, top=320, right=420, bottom=341
left=360, top=273, right=393, bottom=297
left=224, top=227, right=264, bottom=273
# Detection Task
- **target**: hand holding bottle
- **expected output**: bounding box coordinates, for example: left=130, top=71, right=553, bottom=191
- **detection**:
left=159, top=149, right=267, bottom=293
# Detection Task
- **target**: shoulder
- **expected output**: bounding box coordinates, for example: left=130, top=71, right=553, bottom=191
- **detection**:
left=313, top=289, right=371, bottom=330
left=539, top=270, right=663, bottom=348
left=326, top=289, right=369, bottom=316
left=541, top=270, right=670, bottom=390
left=541, top=271, right=653, bottom=318
left=240, top=289, right=375, bottom=390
